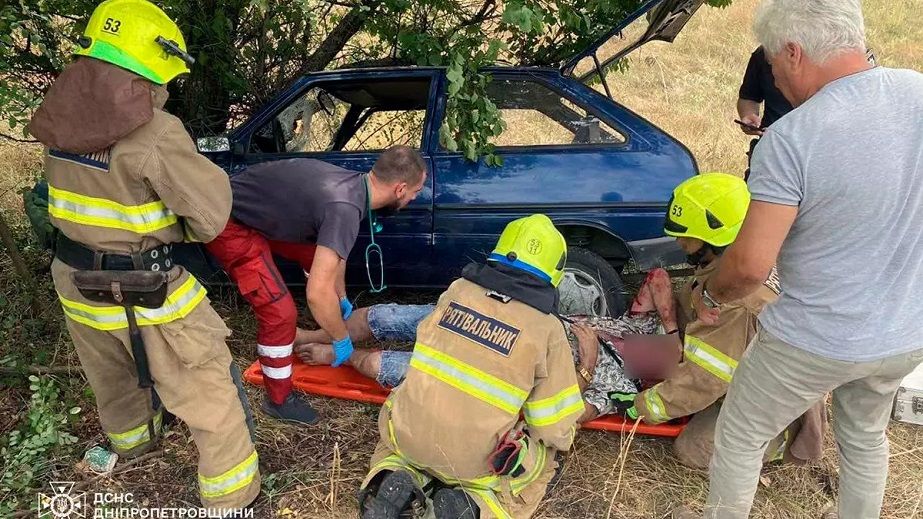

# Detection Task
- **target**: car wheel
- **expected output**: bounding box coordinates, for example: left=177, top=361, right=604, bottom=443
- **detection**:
left=557, top=247, right=626, bottom=317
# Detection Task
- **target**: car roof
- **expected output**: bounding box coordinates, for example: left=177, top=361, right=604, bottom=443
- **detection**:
left=306, top=65, right=564, bottom=76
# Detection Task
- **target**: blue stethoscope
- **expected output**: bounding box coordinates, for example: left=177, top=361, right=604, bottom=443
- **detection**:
left=364, top=175, right=386, bottom=293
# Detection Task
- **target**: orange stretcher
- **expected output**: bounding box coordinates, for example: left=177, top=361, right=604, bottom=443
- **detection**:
left=244, top=359, right=687, bottom=438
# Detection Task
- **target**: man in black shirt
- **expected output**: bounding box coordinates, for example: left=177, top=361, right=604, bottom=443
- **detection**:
left=737, top=46, right=795, bottom=180
left=206, top=145, right=426, bottom=425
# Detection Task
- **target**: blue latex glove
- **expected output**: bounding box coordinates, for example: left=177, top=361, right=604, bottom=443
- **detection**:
left=332, top=336, right=354, bottom=367
left=339, top=297, right=353, bottom=320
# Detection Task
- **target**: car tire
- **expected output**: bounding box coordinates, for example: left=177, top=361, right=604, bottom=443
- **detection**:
left=557, top=247, right=626, bottom=317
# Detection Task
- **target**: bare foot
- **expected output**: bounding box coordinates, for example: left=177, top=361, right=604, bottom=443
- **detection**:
left=294, top=343, right=335, bottom=365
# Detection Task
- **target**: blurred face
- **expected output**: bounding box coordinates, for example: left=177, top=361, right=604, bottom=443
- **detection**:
left=767, top=43, right=810, bottom=107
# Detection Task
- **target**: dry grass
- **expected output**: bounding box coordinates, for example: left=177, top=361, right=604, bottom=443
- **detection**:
left=2, top=0, right=923, bottom=517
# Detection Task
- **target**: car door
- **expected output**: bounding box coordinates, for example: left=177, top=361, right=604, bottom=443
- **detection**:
left=430, top=68, right=691, bottom=282
left=228, top=69, right=442, bottom=288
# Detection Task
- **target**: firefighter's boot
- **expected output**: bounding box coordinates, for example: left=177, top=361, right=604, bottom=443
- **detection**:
left=433, top=487, right=478, bottom=519
left=361, top=470, right=417, bottom=519
left=261, top=393, right=319, bottom=425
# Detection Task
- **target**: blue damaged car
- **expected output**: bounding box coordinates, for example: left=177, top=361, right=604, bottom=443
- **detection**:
left=183, top=0, right=704, bottom=316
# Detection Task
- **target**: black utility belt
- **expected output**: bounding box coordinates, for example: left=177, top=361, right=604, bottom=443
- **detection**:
left=55, top=233, right=175, bottom=272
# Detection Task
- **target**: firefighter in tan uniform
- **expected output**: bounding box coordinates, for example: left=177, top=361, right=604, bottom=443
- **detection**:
left=27, top=0, right=260, bottom=511
left=359, top=215, right=583, bottom=519
left=608, top=173, right=825, bottom=468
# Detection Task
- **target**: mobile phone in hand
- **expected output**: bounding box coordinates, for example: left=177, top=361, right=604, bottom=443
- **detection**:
left=734, top=119, right=764, bottom=132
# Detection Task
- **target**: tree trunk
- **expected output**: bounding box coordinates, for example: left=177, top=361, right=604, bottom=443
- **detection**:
left=0, top=210, right=42, bottom=316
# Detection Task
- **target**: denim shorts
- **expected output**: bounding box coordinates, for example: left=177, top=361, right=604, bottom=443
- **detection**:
left=367, top=304, right=435, bottom=342
left=377, top=350, right=413, bottom=388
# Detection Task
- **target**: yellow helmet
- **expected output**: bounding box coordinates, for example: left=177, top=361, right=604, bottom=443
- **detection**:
left=76, top=0, right=194, bottom=85
left=490, top=214, right=568, bottom=287
left=664, top=173, right=750, bottom=247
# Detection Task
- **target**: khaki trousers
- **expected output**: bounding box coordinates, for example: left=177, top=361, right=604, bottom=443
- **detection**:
left=63, top=291, right=260, bottom=510
left=705, top=327, right=923, bottom=519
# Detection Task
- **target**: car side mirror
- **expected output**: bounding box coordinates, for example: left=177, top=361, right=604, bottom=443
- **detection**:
left=196, top=136, right=230, bottom=153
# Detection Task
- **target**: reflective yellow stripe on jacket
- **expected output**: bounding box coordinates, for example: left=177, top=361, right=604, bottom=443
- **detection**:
left=684, top=335, right=738, bottom=383
left=523, top=384, right=583, bottom=427
left=199, top=450, right=259, bottom=499
left=48, top=184, right=178, bottom=234
left=107, top=410, right=163, bottom=451
left=409, top=343, right=529, bottom=415
left=642, top=385, right=669, bottom=423
left=58, top=275, right=207, bottom=331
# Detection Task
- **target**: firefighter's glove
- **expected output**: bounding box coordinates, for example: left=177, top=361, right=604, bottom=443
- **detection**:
left=331, top=336, right=354, bottom=367
left=340, top=297, right=353, bottom=320
left=488, top=429, right=528, bottom=477
left=608, top=392, right=639, bottom=420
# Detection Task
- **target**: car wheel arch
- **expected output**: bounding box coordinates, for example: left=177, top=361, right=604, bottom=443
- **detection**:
left=554, top=222, right=631, bottom=270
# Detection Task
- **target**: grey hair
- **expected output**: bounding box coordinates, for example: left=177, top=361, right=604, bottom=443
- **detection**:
left=754, top=0, right=866, bottom=64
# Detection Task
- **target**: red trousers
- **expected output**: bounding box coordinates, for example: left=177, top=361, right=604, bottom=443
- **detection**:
left=206, top=220, right=316, bottom=404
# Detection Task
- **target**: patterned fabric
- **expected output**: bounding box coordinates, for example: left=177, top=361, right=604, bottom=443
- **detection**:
left=564, top=313, right=661, bottom=414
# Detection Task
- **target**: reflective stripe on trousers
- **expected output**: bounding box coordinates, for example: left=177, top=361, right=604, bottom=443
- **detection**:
left=198, top=450, right=259, bottom=499
left=107, top=410, right=163, bottom=452
left=58, top=275, right=207, bottom=331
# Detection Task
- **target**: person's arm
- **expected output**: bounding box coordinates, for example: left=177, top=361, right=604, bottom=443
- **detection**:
left=335, top=259, right=347, bottom=300
left=694, top=130, right=802, bottom=324
left=571, top=324, right=599, bottom=393
left=633, top=305, right=751, bottom=424
left=738, top=49, right=766, bottom=136
left=143, top=117, right=231, bottom=242
left=707, top=201, right=796, bottom=303
left=307, top=245, right=348, bottom=342
left=522, top=327, right=584, bottom=451
left=314, top=201, right=362, bottom=326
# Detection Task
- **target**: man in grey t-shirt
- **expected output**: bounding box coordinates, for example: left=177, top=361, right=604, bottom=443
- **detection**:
left=689, top=1, right=923, bottom=517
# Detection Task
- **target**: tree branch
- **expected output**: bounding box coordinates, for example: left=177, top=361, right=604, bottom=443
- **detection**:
left=0, top=134, right=39, bottom=144
left=291, top=2, right=381, bottom=80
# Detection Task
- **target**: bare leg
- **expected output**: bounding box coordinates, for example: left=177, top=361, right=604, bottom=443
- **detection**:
left=295, top=343, right=382, bottom=378
left=295, top=306, right=374, bottom=345
left=629, top=268, right=677, bottom=332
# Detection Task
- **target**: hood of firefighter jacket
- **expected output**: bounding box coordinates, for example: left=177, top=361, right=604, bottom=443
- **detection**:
left=28, top=57, right=161, bottom=154
left=461, top=261, right=560, bottom=315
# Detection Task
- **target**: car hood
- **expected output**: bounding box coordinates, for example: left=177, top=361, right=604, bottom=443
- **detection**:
left=561, top=0, right=705, bottom=82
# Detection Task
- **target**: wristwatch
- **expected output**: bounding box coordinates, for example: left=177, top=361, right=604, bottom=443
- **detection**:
left=578, top=366, right=594, bottom=384
left=702, top=284, right=722, bottom=309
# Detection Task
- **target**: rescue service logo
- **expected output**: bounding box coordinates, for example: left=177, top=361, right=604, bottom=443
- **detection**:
left=438, top=302, right=521, bottom=356
left=37, top=482, right=86, bottom=518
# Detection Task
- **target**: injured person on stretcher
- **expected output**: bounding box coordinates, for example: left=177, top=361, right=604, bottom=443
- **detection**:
left=295, top=266, right=825, bottom=471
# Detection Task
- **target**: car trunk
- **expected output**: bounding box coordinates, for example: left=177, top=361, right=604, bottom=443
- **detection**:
left=560, top=0, right=706, bottom=99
